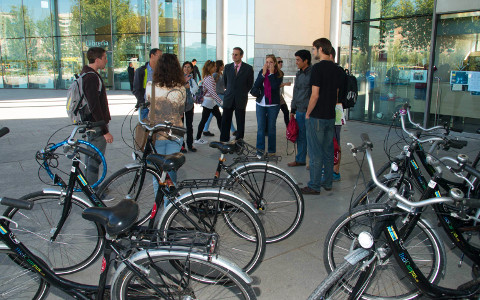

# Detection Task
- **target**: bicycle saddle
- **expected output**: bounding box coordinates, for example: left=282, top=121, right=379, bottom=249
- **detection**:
left=82, top=199, right=139, bottom=235
left=147, top=153, right=186, bottom=172
left=209, top=141, right=237, bottom=154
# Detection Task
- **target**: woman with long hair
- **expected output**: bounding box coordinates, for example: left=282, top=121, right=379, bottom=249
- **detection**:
left=145, top=53, right=186, bottom=184
left=194, top=60, right=223, bottom=144
left=251, top=54, right=283, bottom=155
left=180, top=61, right=198, bottom=153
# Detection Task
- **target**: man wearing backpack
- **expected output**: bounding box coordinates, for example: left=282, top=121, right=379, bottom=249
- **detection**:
left=81, top=47, right=112, bottom=185
left=133, top=48, right=162, bottom=119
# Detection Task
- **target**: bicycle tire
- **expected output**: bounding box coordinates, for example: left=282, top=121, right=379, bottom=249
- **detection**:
left=97, top=165, right=161, bottom=225
left=157, top=190, right=266, bottom=274
left=351, top=174, right=417, bottom=208
left=308, top=249, right=372, bottom=300
left=227, top=164, right=304, bottom=243
left=43, top=140, right=107, bottom=190
left=0, top=252, right=49, bottom=300
left=4, top=191, right=105, bottom=275
left=324, top=204, right=445, bottom=299
left=111, top=250, right=257, bottom=299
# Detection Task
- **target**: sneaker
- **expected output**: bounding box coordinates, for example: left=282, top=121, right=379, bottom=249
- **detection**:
left=203, top=131, right=214, bottom=137
left=300, top=186, right=320, bottom=195
left=333, top=172, right=341, bottom=182
left=188, top=147, right=197, bottom=152
left=180, top=146, right=187, bottom=153
left=194, top=139, right=208, bottom=145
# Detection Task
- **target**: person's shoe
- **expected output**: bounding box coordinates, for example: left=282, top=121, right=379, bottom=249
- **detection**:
left=288, top=161, right=306, bottom=167
left=322, top=185, right=333, bottom=191
left=267, top=152, right=276, bottom=157
left=180, top=146, right=187, bottom=153
left=203, top=131, right=214, bottom=137
left=306, top=165, right=310, bottom=170
left=232, top=131, right=237, bottom=136
left=300, top=186, right=320, bottom=195
left=194, top=139, right=208, bottom=145
left=188, top=147, right=197, bottom=152
left=333, top=172, right=341, bottom=182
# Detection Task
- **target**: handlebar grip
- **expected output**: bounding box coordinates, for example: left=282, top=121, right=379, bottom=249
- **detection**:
left=462, top=199, right=480, bottom=208
left=360, top=133, right=373, bottom=149
left=0, top=127, right=10, bottom=138
left=77, top=146, right=102, bottom=164
left=464, top=165, right=480, bottom=180
left=0, top=197, right=34, bottom=210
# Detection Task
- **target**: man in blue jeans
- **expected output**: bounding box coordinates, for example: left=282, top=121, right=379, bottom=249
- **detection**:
left=301, top=38, right=343, bottom=195
left=287, top=50, right=312, bottom=168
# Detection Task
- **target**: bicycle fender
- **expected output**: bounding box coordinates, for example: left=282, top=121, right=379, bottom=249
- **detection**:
left=42, top=188, right=92, bottom=208
left=124, top=162, right=143, bottom=169
left=230, top=162, right=298, bottom=184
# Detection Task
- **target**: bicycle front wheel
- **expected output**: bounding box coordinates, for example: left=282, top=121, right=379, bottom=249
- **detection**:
left=0, top=252, right=49, bottom=300
left=4, top=191, right=105, bottom=275
left=97, top=165, right=161, bottom=225
left=157, top=190, right=266, bottom=274
left=324, top=204, right=445, bottom=299
left=228, top=164, right=304, bottom=243
left=111, top=250, right=257, bottom=299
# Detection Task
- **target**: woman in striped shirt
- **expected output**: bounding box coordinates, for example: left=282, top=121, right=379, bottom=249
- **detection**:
left=194, top=60, right=223, bottom=144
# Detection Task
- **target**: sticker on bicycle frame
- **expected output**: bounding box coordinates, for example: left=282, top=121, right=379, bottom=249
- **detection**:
left=428, top=180, right=437, bottom=189
left=410, top=160, right=419, bottom=170
left=435, top=190, right=441, bottom=198
left=0, top=226, right=7, bottom=235
left=387, top=226, right=398, bottom=241
left=71, top=166, right=76, bottom=173
left=77, top=174, right=87, bottom=186
left=9, top=232, right=19, bottom=244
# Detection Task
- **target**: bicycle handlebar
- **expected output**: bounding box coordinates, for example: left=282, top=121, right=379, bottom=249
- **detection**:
left=0, top=197, right=33, bottom=210
left=401, top=104, right=444, bottom=132
left=0, top=127, right=9, bottom=138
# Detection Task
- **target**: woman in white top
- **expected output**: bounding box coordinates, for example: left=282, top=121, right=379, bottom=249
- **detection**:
left=194, top=60, right=223, bottom=144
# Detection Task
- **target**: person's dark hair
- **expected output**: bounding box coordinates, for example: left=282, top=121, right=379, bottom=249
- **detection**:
left=215, top=60, right=224, bottom=73
left=86, top=47, right=106, bottom=64
left=152, top=53, right=184, bottom=88
left=312, top=38, right=332, bottom=56
left=331, top=47, right=336, bottom=60
left=192, top=58, right=197, bottom=62
left=149, top=48, right=160, bottom=58
left=294, top=49, right=311, bottom=65
left=182, top=61, right=194, bottom=74
left=233, top=47, right=244, bottom=56
left=202, top=60, right=216, bottom=79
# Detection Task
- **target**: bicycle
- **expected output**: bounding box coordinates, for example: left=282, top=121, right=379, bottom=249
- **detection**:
left=99, top=105, right=303, bottom=243
left=312, top=133, right=480, bottom=299
left=5, top=121, right=266, bottom=275
left=0, top=197, right=258, bottom=299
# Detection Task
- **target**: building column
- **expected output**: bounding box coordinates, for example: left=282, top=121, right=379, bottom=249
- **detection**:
left=151, top=0, right=159, bottom=49
left=329, top=0, right=342, bottom=60
left=216, top=0, right=225, bottom=61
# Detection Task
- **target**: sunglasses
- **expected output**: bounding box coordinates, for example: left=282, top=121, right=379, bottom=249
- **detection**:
left=278, top=61, right=283, bottom=63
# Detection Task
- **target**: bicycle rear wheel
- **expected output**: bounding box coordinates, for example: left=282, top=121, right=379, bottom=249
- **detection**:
left=324, top=204, right=445, bottom=299
left=111, top=250, right=257, bottom=299
left=97, top=165, right=161, bottom=225
left=157, top=190, right=266, bottom=274
left=4, top=191, right=104, bottom=275
left=228, top=164, right=304, bottom=243
left=0, top=252, right=49, bottom=300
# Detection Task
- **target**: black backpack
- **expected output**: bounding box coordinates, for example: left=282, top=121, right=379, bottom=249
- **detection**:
left=338, top=68, right=358, bottom=109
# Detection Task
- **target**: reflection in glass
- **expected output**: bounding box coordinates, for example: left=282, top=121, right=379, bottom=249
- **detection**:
left=23, top=0, right=53, bottom=37
left=2, top=38, right=28, bottom=88
left=227, top=0, right=246, bottom=35
left=27, top=37, right=55, bottom=88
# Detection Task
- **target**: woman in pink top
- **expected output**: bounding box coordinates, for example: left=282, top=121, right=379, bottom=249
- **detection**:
left=194, top=60, right=223, bottom=144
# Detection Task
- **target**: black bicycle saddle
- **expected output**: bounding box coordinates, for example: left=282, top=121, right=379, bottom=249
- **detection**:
left=82, top=199, right=139, bottom=235
left=147, top=153, right=186, bottom=172
left=209, top=141, right=236, bottom=154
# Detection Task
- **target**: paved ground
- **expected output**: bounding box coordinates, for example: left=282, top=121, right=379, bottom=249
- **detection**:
left=1, top=89, right=480, bottom=299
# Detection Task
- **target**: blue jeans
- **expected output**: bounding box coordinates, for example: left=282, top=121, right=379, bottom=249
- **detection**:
left=153, top=138, right=183, bottom=208
left=203, top=95, right=236, bottom=133
left=295, top=112, right=307, bottom=164
left=256, top=104, right=280, bottom=154
left=306, top=118, right=335, bottom=191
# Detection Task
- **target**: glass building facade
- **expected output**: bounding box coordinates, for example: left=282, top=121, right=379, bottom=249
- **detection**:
left=339, top=0, right=480, bottom=133
left=0, top=0, right=254, bottom=90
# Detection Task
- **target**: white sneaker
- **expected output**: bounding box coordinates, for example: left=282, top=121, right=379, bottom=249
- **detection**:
left=194, top=139, right=208, bottom=145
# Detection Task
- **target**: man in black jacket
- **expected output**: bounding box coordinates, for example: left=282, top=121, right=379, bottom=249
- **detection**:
left=127, top=62, right=135, bottom=91
left=133, top=48, right=162, bottom=118
left=220, top=47, right=254, bottom=142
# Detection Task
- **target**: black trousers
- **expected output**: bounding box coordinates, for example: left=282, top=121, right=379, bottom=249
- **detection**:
left=182, top=107, right=194, bottom=148
left=196, top=106, right=222, bottom=140
left=220, top=106, right=245, bottom=142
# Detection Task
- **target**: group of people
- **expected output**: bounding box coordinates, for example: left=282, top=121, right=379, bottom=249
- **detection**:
left=80, top=37, right=346, bottom=197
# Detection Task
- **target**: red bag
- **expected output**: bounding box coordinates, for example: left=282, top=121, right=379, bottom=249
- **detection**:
left=286, top=117, right=299, bottom=143
left=334, top=137, right=340, bottom=165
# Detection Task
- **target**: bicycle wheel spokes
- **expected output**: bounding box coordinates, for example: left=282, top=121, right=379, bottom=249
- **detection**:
left=5, top=191, right=104, bottom=275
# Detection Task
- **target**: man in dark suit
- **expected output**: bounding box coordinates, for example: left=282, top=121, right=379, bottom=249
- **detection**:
left=221, top=47, right=254, bottom=142
left=127, top=62, right=135, bottom=91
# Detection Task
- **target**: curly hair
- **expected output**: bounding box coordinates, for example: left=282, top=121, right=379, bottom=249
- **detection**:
left=152, top=53, right=185, bottom=88
left=202, top=60, right=216, bottom=79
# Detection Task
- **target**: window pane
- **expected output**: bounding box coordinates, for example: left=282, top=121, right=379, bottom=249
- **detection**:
left=159, top=0, right=180, bottom=54
left=184, top=32, right=216, bottom=71
left=113, top=34, right=144, bottom=90
left=112, top=0, right=146, bottom=34
left=2, top=38, right=28, bottom=88
left=227, top=0, right=246, bottom=35
left=1, top=0, right=25, bottom=38
left=27, top=37, right=55, bottom=88
left=81, top=0, right=111, bottom=36
left=53, top=36, right=83, bottom=89
left=355, top=0, right=434, bottom=21
left=184, top=0, right=215, bottom=34
left=247, top=0, right=254, bottom=36
left=23, top=0, right=52, bottom=37
left=227, top=35, right=246, bottom=64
